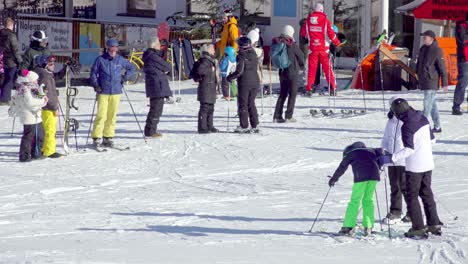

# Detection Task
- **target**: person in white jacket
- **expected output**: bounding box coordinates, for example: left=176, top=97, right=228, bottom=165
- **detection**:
left=380, top=98, right=442, bottom=238
left=8, top=69, right=48, bottom=162
left=381, top=97, right=410, bottom=223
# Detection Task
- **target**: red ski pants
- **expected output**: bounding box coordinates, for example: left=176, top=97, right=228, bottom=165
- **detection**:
left=307, top=50, right=336, bottom=91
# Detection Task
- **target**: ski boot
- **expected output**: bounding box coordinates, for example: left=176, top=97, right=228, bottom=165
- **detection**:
left=338, top=227, right=355, bottom=236
left=432, top=127, right=442, bottom=133
left=210, top=127, right=220, bottom=133
left=250, top=127, right=260, bottom=134
left=146, top=132, right=163, bottom=138
left=273, top=118, right=286, bottom=123
left=304, top=90, right=313, bottom=97
left=404, top=227, right=428, bottom=239
left=363, top=227, right=373, bottom=236
left=234, top=126, right=251, bottom=133
left=401, top=214, right=411, bottom=223
left=452, top=108, right=463, bottom=116
left=102, top=137, right=114, bottom=148
left=47, top=152, right=64, bottom=158
left=383, top=212, right=402, bottom=224
left=285, top=117, right=297, bottom=123
left=92, top=138, right=101, bottom=147
left=426, top=225, right=442, bottom=236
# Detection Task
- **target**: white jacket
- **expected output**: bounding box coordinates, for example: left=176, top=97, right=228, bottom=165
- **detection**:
left=8, top=83, right=46, bottom=125
left=381, top=116, right=405, bottom=167
left=392, top=110, right=434, bottom=173
left=253, top=47, right=264, bottom=84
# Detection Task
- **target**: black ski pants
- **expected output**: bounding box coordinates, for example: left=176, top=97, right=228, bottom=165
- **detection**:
left=144, top=97, right=164, bottom=136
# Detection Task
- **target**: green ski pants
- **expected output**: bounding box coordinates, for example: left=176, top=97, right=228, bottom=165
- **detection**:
left=343, top=180, right=378, bottom=228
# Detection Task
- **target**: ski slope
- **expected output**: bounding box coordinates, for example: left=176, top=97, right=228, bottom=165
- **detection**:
left=0, top=75, right=467, bottom=263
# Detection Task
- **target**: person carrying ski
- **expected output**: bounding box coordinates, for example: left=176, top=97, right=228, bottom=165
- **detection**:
left=90, top=38, right=136, bottom=147
left=272, top=25, right=305, bottom=123
left=452, top=12, right=468, bottom=115
left=195, top=44, right=219, bottom=134
left=216, top=9, right=239, bottom=59
left=20, top=30, right=51, bottom=71
left=300, top=3, right=341, bottom=97
left=0, top=17, right=22, bottom=105
left=328, top=141, right=384, bottom=236
left=220, top=46, right=237, bottom=100
left=417, top=30, right=448, bottom=133
left=142, top=36, right=172, bottom=138
left=381, top=97, right=410, bottom=223
left=227, top=37, right=260, bottom=133
left=33, top=55, right=67, bottom=158
left=379, top=98, right=443, bottom=238
left=8, top=70, right=47, bottom=162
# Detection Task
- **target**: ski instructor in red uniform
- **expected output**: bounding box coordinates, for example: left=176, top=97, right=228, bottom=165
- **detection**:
left=300, top=3, right=341, bottom=96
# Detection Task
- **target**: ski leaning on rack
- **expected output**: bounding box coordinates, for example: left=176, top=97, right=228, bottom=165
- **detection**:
left=63, top=67, right=80, bottom=155
left=340, top=109, right=367, bottom=118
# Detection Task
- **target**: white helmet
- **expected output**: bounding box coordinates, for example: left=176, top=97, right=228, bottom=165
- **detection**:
left=30, top=30, right=48, bottom=42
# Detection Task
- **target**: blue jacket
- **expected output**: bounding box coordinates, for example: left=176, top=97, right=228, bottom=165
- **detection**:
left=220, top=54, right=236, bottom=77
left=90, top=53, right=136, bottom=95
left=331, top=147, right=382, bottom=183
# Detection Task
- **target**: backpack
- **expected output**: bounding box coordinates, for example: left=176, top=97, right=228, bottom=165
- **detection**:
left=189, top=59, right=203, bottom=82
left=270, top=42, right=290, bottom=69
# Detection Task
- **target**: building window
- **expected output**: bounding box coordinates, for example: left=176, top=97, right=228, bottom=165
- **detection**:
left=187, top=0, right=217, bottom=15
left=240, top=0, right=271, bottom=25
left=73, top=0, right=96, bottom=19
left=127, top=0, right=156, bottom=17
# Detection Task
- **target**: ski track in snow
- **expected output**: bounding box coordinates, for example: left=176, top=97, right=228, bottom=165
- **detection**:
left=0, top=77, right=467, bottom=263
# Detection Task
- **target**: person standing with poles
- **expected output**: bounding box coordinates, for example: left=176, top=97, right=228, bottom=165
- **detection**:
left=327, top=142, right=385, bottom=236
left=379, top=98, right=443, bottom=238
left=452, top=12, right=468, bottom=115
left=300, top=3, right=341, bottom=97
left=272, top=25, right=304, bottom=123
left=216, top=9, right=239, bottom=60
left=142, top=37, right=172, bottom=138
left=0, top=18, right=22, bottom=106
left=417, top=30, right=448, bottom=133
left=90, top=38, right=135, bottom=148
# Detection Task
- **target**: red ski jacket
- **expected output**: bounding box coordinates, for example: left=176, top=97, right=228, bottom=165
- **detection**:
left=300, top=11, right=341, bottom=52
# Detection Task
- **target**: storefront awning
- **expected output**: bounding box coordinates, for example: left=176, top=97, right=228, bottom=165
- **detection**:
left=395, top=0, right=468, bottom=21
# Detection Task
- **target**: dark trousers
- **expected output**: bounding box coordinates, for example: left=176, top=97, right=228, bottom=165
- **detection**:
left=388, top=166, right=408, bottom=215
left=274, top=73, right=298, bottom=119
left=0, top=66, right=17, bottom=103
left=221, top=77, right=230, bottom=98
left=237, top=86, right=259, bottom=129
left=144, top=97, right=164, bottom=136
left=198, top=102, right=214, bottom=132
left=20, top=123, right=44, bottom=162
left=453, top=62, right=468, bottom=111
left=405, top=170, right=441, bottom=230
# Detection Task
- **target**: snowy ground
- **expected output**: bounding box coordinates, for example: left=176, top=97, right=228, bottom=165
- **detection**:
left=1, top=72, right=467, bottom=263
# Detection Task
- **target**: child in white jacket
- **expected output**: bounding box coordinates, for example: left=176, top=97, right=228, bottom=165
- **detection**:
left=9, top=70, right=48, bottom=162
left=381, top=97, right=410, bottom=223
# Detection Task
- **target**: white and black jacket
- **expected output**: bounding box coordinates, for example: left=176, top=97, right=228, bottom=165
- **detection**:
left=381, top=112, right=405, bottom=167
left=392, top=109, right=435, bottom=173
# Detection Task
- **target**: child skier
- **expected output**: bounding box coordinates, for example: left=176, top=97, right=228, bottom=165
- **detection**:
left=381, top=97, right=410, bottom=223
left=34, top=55, right=66, bottom=158
left=219, top=46, right=237, bottom=100
left=328, top=141, right=384, bottom=236
left=195, top=44, right=219, bottom=134
left=8, top=69, right=48, bottom=162
left=227, top=37, right=260, bottom=133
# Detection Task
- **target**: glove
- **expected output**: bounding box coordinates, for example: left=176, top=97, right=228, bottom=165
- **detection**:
left=375, top=148, right=390, bottom=156
left=387, top=110, right=394, bottom=119
left=378, top=154, right=393, bottom=168
left=328, top=175, right=337, bottom=187
left=93, top=84, right=102, bottom=94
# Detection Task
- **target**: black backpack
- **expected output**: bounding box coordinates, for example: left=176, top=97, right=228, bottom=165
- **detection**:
left=189, top=60, right=203, bottom=82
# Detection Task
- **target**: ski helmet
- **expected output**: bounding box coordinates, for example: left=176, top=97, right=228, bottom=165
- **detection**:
left=343, top=141, right=366, bottom=158
left=391, top=98, right=411, bottom=119
left=34, top=55, right=56, bottom=68
left=237, top=36, right=251, bottom=49
left=30, top=30, right=48, bottom=42
left=224, top=46, right=236, bottom=58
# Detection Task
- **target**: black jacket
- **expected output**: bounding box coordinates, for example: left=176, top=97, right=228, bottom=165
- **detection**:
left=196, top=52, right=218, bottom=104
left=227, top=47, right=260, bottom=89
left=0, top=28, right=22, bottom=68
left=143, top=48, right=172, bottom=98
left=455, top=21, right=468, bottom=64
left=331, top=147, right=382, bottom=183
left=416, top=41, right=448, bottom=90
left=35, top=66, right=66, bottom=111
left=272, top=36, right=305, bottom=78
left=21, top=41, right=51, bottom=71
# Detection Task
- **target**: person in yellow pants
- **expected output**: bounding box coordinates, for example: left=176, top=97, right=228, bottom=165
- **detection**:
left=328, top=142, right=386, bottom=236
left=90, top=38, right=135, bottom=147
left=35, top=54, right=66, bottom=158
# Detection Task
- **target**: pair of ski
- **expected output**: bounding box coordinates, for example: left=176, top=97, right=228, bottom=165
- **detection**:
left=88, top=144, right=130, bottom=153
left=309, top=109, right=367, bottom=119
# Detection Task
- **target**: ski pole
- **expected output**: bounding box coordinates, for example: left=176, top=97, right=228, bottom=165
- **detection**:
left=359, top=62, right=367, bottom=113
left=177, top=39, right=182, bottom=102
left=170, top=43, right=175, bottom=99
left=10, top=117, right=16, bottom=137
left=375, top=189, right=384, bottom=232
left=382, top=169, right=392, bottom=239
left=378, top=50, right=386, bottom=114
left=308, top=186, right=332, bottom=233
left=122, top=86, right=147, bottom=144
left=269, top=61, right=273, bottom=115
left=227, top=81, right=231, bottom=132
left=85, top=96, right=97, bottom=146
left=434, top=195, right=458, bottom=221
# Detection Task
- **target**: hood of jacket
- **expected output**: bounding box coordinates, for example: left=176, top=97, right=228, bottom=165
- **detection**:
left=272, top=36, right=294, bottom=46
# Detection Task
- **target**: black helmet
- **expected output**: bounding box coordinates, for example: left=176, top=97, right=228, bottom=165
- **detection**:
left=391, top=98, right=411, bottom=119
left=343, top=141, right=366, bottom=157
left=237, top=36, right=251, bottom=49
left=31, top=30, right=48, bottom=42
